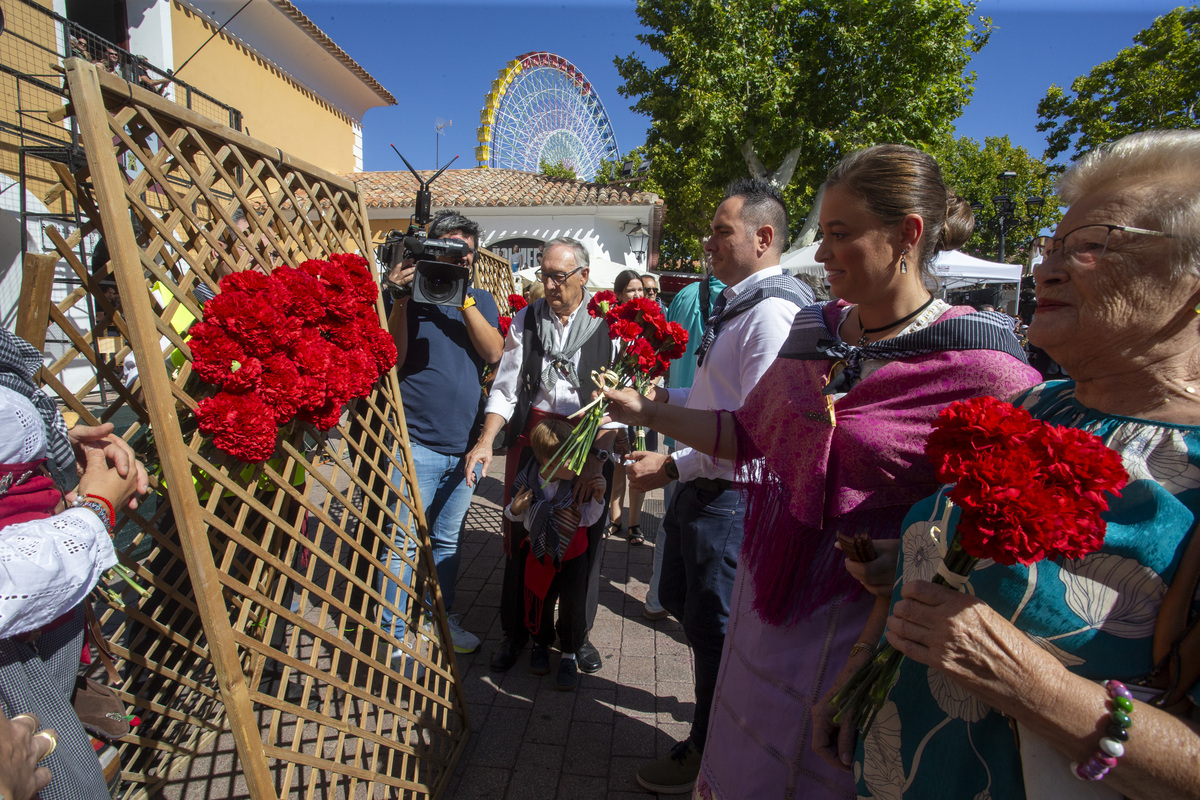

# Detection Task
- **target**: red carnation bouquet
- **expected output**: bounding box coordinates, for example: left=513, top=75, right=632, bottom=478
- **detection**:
left=830, top=395, right=1128, bottom=733
left=191, top=254, right=397, bottom=462
left=544, top=290, right=687, bottom=477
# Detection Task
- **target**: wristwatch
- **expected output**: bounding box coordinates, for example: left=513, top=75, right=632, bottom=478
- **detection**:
left=590, top=446, right=610, bottom=463
left=664, top=455, right=680, bottom=481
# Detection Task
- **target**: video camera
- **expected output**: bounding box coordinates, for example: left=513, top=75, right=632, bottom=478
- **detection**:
left=377, top=148, right=472, bottom=307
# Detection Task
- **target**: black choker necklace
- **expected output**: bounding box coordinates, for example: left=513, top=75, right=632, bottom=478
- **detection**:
left=857, top=296, right=936, bottom=345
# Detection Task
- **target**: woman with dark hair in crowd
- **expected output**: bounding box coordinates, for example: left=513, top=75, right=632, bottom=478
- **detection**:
left=604, top=144, right=1039, bottom=797
left=608, top=268, right=655, bottom=546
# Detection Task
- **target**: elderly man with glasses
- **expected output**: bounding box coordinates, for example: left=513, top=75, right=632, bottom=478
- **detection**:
left=465, top=237, right=617, bottom=677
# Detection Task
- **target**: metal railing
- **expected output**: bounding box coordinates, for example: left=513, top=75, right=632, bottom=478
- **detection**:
left=0, top=0, right=242, bottom=135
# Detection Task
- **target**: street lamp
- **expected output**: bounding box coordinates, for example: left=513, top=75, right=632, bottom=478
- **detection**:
left=622, top=221, right=650, bottom=265
left=971, top=171, right=1045, bottom=263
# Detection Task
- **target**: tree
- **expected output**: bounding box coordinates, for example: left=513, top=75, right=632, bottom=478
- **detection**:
left=615, top=0, right=990, bottom=258
left=1037, top=7, right=1199, bottom=162
left=933, top=135, right=1061, bottom=263
left=539, top=158, right=577, bottom=179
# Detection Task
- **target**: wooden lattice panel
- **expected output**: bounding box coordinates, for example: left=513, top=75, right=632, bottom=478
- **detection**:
left=473, top=247, right=516, bottom=310
left=26, top=59, right=469, bottom=799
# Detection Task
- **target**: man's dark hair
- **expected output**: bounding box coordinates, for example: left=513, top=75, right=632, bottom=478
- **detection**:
left=725, top=177, right=788, bottom=253
left=428, top=210, right=481, bottom=257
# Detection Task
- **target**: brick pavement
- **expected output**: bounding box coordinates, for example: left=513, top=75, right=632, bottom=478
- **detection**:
left=158, top=454, right=692, bottom=799
left=443, top=460, right=695, bottom=800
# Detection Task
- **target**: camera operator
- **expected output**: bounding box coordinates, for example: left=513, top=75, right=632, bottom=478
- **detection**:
left=381, top=210, right=503, bottom=657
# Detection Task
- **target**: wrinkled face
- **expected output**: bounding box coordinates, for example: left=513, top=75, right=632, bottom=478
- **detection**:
left=814, top=184, right=903, bottom=304
left=642, top=277, right=659, bottom=299
left=703, top=196, right=759, bottom=284
left=618, top=277, right=644, bottom=303
left=1027, top=184, right=1199, bottom=377
left=541, top=245, right=589, bottom=317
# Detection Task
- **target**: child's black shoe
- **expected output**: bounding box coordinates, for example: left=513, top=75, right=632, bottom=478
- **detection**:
left=530, top=643, right=550, bottom=675
left=555, top=657, right=579, bottom=691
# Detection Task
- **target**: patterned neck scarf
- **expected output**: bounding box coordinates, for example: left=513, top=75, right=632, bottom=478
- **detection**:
left=0, top=329, right=74, bottom=480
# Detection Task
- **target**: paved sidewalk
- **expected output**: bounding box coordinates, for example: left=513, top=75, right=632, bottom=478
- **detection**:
left=442, top=460, right=694, bottom=800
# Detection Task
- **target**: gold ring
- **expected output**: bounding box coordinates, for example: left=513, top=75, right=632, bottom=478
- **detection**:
left=10, top=713, right=38, bottom=727
left=34, top=730, right=57, bottom=760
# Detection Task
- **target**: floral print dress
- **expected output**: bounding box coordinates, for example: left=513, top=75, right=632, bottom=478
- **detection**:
left=853, top=381, right=1200, bottom=800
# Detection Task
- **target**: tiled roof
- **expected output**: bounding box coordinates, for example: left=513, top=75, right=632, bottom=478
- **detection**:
left=347, top=169, right=661, bottom=210
left=269, top=0, right=396, bottom=106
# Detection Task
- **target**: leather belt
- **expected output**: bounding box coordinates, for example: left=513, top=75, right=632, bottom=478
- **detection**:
left=689, top=476, right=735, bottom=492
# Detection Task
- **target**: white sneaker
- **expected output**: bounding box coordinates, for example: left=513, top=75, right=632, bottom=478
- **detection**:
left=447, top=614, right=480, bottom=654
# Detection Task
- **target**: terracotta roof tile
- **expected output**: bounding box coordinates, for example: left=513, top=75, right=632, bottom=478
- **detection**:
left=346, top=169, right=661, bottom=210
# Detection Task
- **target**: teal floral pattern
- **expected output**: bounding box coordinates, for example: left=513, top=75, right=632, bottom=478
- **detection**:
left=853, top=381, right=1200, bottom=799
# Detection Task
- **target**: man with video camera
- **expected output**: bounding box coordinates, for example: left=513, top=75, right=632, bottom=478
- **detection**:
left=381, top=210, right=504, bottom=656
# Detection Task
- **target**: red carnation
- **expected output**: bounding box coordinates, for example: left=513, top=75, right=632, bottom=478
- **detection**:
left=929, top=396, right=1127, bottom=566
left=498, top=315, right=513, bottom=338
left=257, top=353, right=303, bottom=425
left=360, top=321, right=398, bottom=373
left=588, top=291, right=619, bottom=319
left=507, top=294, right=528, bottom=312
left=197, top=392, right=279, bottom=462
left=301, top=396, right=346, bottom=430
left=609, top=319, right=644, bottom=342
left=269, top=265, right=328, bottom=322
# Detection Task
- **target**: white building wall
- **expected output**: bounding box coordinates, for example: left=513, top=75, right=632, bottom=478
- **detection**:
left=125, top=0, right=176, bottom=103
left=369, top=206, right=653, bottom=271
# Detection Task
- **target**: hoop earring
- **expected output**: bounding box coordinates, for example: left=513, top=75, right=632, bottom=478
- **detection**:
left=900, top=254, right=908, bottom=274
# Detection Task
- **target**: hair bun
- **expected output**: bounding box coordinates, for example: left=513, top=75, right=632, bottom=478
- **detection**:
left=940, top=191, right=975, bottom=253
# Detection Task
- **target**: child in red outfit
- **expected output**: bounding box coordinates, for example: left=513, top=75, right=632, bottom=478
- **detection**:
left=504, top=418, right=605, bottom=690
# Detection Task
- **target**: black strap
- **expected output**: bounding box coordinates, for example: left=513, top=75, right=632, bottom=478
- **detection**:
left=699, top=275, right=712, bottom=327
left=500, top=302, right=546, bottom=449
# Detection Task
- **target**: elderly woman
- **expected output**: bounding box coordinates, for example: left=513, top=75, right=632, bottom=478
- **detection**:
left=604, top=144, right=1040, bottom=798
left=817, top=130, right=1200, bottom=799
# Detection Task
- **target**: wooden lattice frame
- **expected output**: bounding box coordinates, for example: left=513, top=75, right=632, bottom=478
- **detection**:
left=25, top=59, right=469, bottom=799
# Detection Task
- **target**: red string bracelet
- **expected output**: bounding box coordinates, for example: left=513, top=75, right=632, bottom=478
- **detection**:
left=86, top=493, right=117, bottom=526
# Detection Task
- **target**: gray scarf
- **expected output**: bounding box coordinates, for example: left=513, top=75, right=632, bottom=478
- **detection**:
left=537, top=293, right=605, bottom=392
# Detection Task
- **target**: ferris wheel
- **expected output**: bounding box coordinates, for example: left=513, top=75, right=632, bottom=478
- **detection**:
left=475, top=52, right=620, bottom=181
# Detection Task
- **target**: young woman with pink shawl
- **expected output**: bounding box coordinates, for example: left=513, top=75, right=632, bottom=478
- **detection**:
left=603, top=144, right=1041, bottom=799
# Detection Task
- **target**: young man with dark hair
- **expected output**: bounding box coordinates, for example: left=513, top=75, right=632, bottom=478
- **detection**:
left=380, top=210, right=503, bottom=655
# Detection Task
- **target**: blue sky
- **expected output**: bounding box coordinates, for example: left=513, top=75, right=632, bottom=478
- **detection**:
left=287, top=0, right=1186, bottom=173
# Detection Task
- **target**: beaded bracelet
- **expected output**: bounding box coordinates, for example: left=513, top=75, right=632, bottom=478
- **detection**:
left=849, top=641, right=876, bottom=658
left=71, top=496, right=114, bottom=537
left=1072, top=679, right=1134, bottom=782
left=86, top=494, right=116, bottom=526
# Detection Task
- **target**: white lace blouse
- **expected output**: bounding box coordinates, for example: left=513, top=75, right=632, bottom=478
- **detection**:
left=0, top=386, right=117, bottom=638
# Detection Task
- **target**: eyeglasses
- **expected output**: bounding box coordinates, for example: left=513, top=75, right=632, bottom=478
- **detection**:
left=535, top=265, right=584, bottom=285
left=644, top=287, right=659, bottom=296
left=1032, top=223, right=1182, bottom=267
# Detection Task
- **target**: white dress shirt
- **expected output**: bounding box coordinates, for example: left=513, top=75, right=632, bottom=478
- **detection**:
left=666, top=266, right=802, bottom=482
left=485, top=299, right=615, bottom=421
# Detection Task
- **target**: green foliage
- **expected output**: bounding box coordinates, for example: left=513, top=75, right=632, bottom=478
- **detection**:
left=539, top=159, right=577, bottom=179
left=615, top=0, right=991, bottom=257
left=1037, top=7, right=1200, bottom=162
left=933, top=135, right=1062, bottom=263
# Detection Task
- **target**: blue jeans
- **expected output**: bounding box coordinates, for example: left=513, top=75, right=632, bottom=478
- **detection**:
left=378, top=441, right=481, bottom=637
left=658, top=480, right=745, bottom=751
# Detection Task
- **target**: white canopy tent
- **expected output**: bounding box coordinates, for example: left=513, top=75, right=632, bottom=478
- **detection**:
left=516, top=255, right=637, bottom=291
left=780, top=243, right=1021, bottom=291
